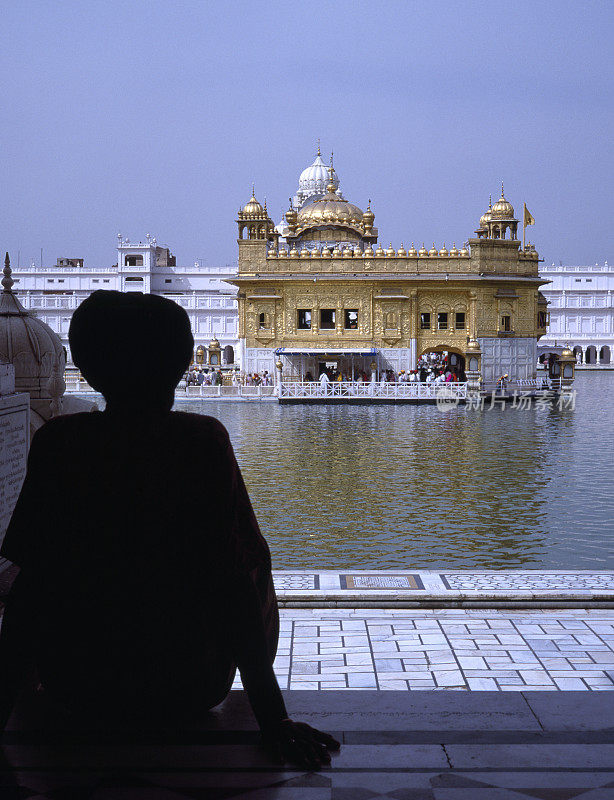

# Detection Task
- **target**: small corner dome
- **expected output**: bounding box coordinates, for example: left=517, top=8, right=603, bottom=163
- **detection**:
left=242, top=191, right=264, bottom=217
left=491, top=193, right=515, bottom=220
left=479, top=209, right=492, bottom=228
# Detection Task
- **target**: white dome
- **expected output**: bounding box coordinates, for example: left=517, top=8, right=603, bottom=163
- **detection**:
left=298, top=154, right=339, bottom=195
left=0, top=255, right=66, bottom=425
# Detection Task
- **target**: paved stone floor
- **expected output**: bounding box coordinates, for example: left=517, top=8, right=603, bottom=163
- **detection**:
left=3, top=690, right=614, bottom=799
left=232, top=608, right=614, bottom=692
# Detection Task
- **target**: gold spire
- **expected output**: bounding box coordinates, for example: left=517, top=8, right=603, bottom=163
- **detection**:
left=316, top=138, right=321, bottom=156
left=326, top=165, right=336, bottom=194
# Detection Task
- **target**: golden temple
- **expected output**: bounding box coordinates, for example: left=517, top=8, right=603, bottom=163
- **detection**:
left=232, top=153, right=548, bottom=386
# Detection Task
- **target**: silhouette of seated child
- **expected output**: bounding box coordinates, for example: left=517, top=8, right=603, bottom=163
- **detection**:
left=0, top=290, right=339, bottom=769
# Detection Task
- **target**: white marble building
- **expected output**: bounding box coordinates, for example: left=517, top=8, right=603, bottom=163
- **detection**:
left=539, top=262, right=613, bottom=366
left=11, top=235, right=240, bottom=368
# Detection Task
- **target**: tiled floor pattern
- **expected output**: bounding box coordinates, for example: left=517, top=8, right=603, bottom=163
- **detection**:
left=440, top=572, right=614, bottom=591
left=232, top=608, right=614, bottom=691
left=5, top=769, right=614, bottom=799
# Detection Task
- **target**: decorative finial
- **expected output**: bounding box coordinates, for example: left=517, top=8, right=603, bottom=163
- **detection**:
left=2, top=252, right=14, bottom=292
left=316, top=138, right=321, bottom=156
left=501, top=181, right=504, bottom=198
left=330, top=150, right=334, bottom=168
left=367, top=198, right=372, bottom=210
left=251, top=183, right=256, bottom=199
left=264, top=197, right=267, bottom=212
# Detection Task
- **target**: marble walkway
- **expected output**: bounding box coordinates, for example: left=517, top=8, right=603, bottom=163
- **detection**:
left=234, top=608, right=614, bottom=692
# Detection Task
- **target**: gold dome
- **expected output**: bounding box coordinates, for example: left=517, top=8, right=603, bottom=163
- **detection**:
left=209, top=336, right=221, bottom=349
left=321, top=246, right=332, bottom=257
left=268, top=247, right=278, bottom=258
left=375, top=244, right=385, bottom=257
left=491, top=186, right=515, bottom=220
left=297, top=167, right=364, bottom=229
left=300, top=246, right=310, bottom=257
left=418, top=243, right=428, bottom=257
left=560, top=346, right=574, bottom=358
left=242, top=188, right=264, bottom=217
left=408, top=242, right=418, bottom=257
left=354, top=246, right=363, bottom=256
left=439, top=243, right=449, bottom=257
left=460, top=245, right=469, bottom=256
left=386, top=244, right=395, bottom=257
left=449, top=243, right=459, bottom=256
left=397, top=244, right=407, bottom=256
left=363, top=202, right=375, bottom=224
left=343, top=247, right=354, bottom=257
left=279, top=247, right=288, bottom=257
left=479, top=210, right=492, bottom=228
left=466, top=338, right=481, bottom=351
left=364, top=245, right=374, bottom=256
left=331, top=245, right=341, bottom=257
left=289, top=246, right=299, bottom=258
left=429, top=243, right=438, bottom=257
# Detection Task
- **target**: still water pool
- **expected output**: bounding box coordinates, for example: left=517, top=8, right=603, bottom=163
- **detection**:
left=180, top=372, right=614, bottom=570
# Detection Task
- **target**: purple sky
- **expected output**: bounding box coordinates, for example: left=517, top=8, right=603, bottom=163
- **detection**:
left=1, top=0, right=612, bottom=268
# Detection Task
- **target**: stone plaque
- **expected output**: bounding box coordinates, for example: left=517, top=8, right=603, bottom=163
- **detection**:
left=0, top=393, right=30, bottom=549
left=341, top=574, right=424, bottom=590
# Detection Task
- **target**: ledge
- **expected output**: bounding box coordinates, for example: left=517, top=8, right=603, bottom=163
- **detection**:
left=272, top=569, right=614, bottom=608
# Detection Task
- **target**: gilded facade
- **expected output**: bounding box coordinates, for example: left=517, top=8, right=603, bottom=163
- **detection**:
left=233, top=156, right=547, bottom=384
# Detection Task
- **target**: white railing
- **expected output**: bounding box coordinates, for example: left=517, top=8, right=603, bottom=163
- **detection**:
left=279, top=381, right=468, bottom=400
left=184, top=384, right=276, bottom=398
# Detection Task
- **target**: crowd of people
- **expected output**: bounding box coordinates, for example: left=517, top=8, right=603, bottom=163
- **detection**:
left=186, top=368, right=274, bottom=387
left=186, top=353, right=465, bottom=387
left=309, top=352, right=465, bottom=384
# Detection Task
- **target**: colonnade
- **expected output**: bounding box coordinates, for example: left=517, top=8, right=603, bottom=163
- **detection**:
left=571, top=344, right=612, bottom=365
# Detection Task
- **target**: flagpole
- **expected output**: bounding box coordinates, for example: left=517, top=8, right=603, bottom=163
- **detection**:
left=523, top=203, right=526, bottom=252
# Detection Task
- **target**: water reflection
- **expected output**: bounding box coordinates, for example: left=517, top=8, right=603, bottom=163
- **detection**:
left=181, top=372, right=614, bottom=570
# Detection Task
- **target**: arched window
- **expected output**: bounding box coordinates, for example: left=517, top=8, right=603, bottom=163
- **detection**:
left=223, top=345, right=234, bottom=364
left=585, top=346, right=597, bottom=365
left=259, top=312, right=269, bottom=329
left=599, top=346, right=610, bottom=365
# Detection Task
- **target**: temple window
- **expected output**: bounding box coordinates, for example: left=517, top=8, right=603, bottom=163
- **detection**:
left=125, top=255, right=143, bottom=266
left=437, top=312, right=448, bottom=330
left=258, top=312, right=269, bottom=329
left=538, top=311, right=547, bottom=328
left=297, top=310, right=312, bottom=329
left=501, top=315, right=511, bottom=331
left=320, top=309, right=336, bottom=329
left=345, top=309, right=359, bottom=329
left=420, top=312, right=431, bottom=330
left=455, top=312, right=465, bottom=330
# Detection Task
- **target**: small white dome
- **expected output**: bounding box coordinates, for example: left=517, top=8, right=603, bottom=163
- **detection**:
left=298, top=153, right=339, bottom=196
